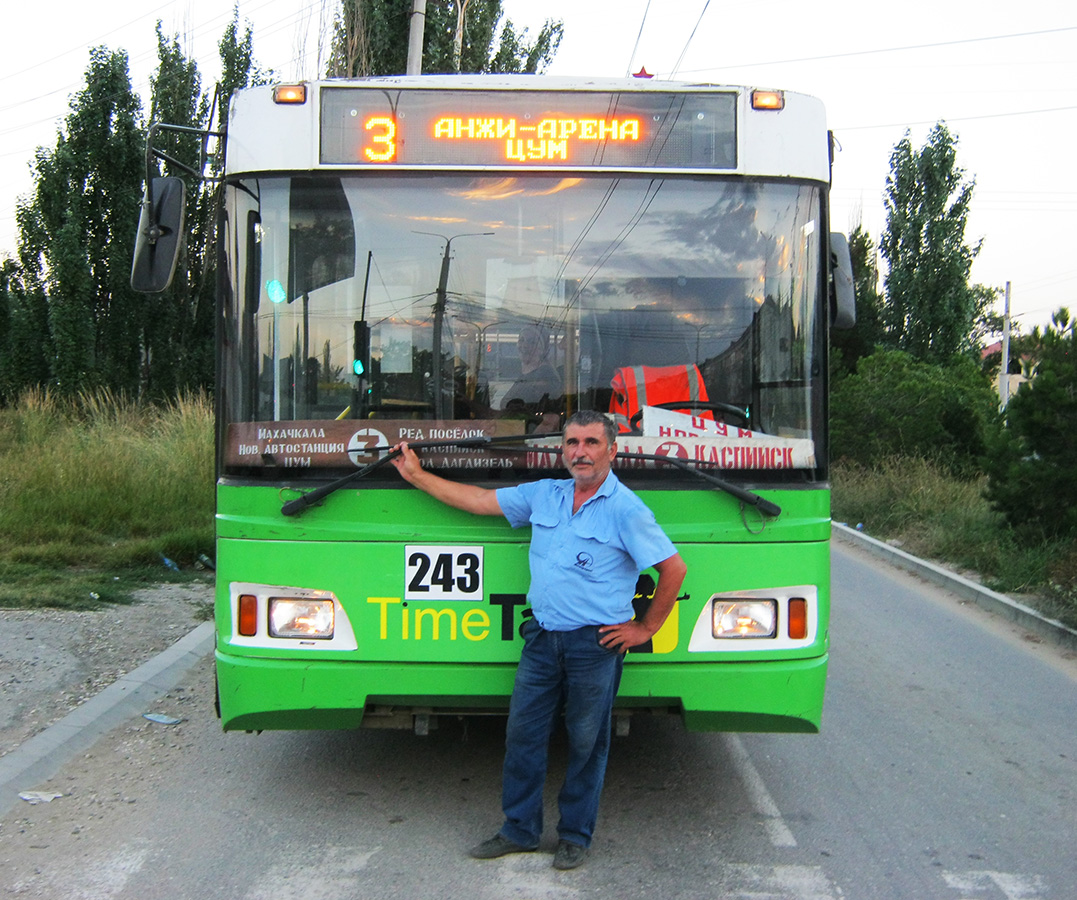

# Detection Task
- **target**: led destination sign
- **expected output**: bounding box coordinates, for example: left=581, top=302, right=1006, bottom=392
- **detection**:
left=320, top=88, right=737, bottom=169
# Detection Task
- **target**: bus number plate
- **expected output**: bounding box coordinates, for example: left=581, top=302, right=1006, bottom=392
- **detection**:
left=405, top=546, right=484, bottom=601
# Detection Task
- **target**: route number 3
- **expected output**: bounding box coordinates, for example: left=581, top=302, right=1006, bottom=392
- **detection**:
left=364, top=116, right=396, bottom=162
left=405, top=545, right=483, bottom=600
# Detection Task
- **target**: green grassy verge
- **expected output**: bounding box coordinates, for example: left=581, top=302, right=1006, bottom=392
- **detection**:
left=832, top=457, right=1077, bottom=630
left=0, top=389, right=215, bottom=610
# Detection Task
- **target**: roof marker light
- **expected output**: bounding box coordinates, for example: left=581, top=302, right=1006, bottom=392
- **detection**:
left=274, top=84, right=307, bottom=104
left=751, top=90, right=785, bottom=111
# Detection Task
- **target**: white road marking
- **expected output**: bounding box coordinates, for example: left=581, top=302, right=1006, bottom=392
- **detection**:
left=721, top=864, right=844, bottom=899
left=74, top=845, right=150, bottom=899
left=484, top=852, right=582, bottom=899
left=244, top=845, right=381, bottom=900
left=721, top=733, right=798, bottom=848
left=942, top=869, right=1049, bottom=899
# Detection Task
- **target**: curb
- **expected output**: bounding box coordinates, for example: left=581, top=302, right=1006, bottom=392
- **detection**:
left=833, top=523, right=1077, bottom=654
left=0, top=620, right=215, bottom=818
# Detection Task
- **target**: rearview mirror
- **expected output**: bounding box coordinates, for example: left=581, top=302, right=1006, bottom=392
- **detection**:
left=131, top=177, right=186, bottom=293
left=829, top=232, right=856, bottom=330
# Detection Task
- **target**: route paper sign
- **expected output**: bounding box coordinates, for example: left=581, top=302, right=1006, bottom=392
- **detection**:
left=224, top=420, right=524, bottom=469
left=640, top=405, right=778, bottom=440
left=521, top=407, right=815, bottom=471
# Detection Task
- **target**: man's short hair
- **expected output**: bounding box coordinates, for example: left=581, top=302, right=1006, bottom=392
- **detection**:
left=565, top=410, right=617, bottom=446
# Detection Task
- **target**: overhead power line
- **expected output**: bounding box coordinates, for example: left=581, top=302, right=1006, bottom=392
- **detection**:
left=836, top=104, right=1077, bottom=132
left=678, top=24, right=1077, bottom=75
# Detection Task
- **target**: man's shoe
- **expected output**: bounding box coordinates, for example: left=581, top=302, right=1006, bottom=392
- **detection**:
left=552, top=839, right=588, bottom=870
left=469, top=833, right=537, bottom=859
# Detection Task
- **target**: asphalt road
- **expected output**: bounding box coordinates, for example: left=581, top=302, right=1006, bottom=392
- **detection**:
left=1, top=539, right=1074, bottom=899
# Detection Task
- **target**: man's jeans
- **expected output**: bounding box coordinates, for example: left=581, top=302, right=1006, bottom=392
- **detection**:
left=499, top=620, right=625, bottom=849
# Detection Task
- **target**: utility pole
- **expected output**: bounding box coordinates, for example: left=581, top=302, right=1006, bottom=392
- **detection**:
left=453, top=0, right=471, bottom=72
left=419, top=231, right=493, bottom=419
left=406, top=0, right=427, bottom=75
left=1000, top=280, right=1012, bottom=408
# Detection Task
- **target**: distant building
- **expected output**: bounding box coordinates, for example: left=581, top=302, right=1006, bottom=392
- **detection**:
left=981, top=340, right=1029, bottom=404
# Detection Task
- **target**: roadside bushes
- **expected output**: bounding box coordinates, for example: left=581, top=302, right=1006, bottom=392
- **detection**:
left=984, top=309, right=1077, bottom=540
left=830, top=349, right=999, bottom=476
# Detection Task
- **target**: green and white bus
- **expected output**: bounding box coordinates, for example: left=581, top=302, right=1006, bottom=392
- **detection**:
left=133, top=76, right=855, bottom=735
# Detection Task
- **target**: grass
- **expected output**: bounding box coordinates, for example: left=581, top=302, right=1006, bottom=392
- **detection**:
left=0, top=388, right=215, bottom=609
left=832, top=456, right=1077, bottom=630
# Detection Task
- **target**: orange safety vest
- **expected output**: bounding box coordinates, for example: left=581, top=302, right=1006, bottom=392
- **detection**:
left=609, top=364, right=713, bottom=433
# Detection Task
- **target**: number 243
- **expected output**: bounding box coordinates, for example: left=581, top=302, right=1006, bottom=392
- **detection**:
left=408, top=551, right=480, bottom=594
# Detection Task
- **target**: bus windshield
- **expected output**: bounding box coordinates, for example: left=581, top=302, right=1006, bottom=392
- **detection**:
left=220, top=172, right=825, bottom=482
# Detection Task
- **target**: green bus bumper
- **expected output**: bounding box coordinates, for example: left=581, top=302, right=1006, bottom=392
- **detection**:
left=215, top=650, right=826, bottom=734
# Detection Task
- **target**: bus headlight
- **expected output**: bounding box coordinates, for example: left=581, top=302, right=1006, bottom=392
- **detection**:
left=711, top=600, right=777, bottom=638
left=269, top=598, right=335, bottom=639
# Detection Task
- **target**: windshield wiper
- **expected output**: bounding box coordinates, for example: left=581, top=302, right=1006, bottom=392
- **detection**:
left=506, top=445, right=782, bottom=518
left=281, top=433, right=780, bottom=519
left=624, top=451, right=782, bottom=517
left=280, top=433, right=558, bottom=516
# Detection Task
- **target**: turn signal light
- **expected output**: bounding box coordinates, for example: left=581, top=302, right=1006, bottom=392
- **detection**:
left=238, top=594, right=258, bottom=636
left=788, top=597, right=807, bottom=640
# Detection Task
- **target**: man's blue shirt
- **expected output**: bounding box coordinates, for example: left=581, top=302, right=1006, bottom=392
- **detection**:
left=496, top=472, right=677, bottom=631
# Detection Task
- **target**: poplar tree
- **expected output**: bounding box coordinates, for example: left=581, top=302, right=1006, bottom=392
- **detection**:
left=142, top=25, right=210, bottom=398
left=879, top=122, right=981, bottom=362
left=0, top=255, right=50, bottom=401
left=14, top=48, right=144, bottom=394
left=141, top=10, right=266, bottom=397
left=327, top=0, right=561, bottom=77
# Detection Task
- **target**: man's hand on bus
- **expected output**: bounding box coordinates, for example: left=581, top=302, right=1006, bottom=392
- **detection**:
left=389, top=441, right=424, bottom=483
left=389, top=441, right=503, bottom=517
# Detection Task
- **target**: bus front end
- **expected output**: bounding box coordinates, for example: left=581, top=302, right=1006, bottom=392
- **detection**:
left=211, top=78, right=842, bottom=734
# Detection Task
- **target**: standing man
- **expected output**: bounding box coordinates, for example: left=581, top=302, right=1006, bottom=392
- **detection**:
left=390, top=410, right=686, bottom=870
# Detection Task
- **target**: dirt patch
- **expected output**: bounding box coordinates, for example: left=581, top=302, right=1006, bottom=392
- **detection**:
left=0, top=581, right=214, bottom=758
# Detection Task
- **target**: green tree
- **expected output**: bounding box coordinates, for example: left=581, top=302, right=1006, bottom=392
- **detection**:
left=217, top=8, right=274, bottom=131
left=879, top=122, right=981, bottom=362
left=139, top=10, right=267, bottom=397
left=0, top=258, right=48, bottom=402
left=830, top=349, right=999, bottom=475
left=328, top=0, right=562, bottom=77
left=142, top=24, right=211, bottom=398
left=15, top=48, right=144, bottom=394
left=984, top=309, right=1077, bottom=538
left=0, top=11, right=265, bottom=402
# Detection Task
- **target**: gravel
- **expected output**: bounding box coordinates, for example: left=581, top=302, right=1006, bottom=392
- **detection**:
left=0, top=581, right=214, bottom=759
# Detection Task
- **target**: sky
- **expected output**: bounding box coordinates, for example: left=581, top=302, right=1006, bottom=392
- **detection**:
left=2, top=0, right=1074, bottom=333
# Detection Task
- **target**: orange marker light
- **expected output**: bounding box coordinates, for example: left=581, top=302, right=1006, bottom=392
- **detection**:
left=238, top=594, right=258, bottom=636
left=751, top=90, right=785, bottom=111
left=273, top=84, right=307, bottom=104
left=788, top=597, right=807, bottom=639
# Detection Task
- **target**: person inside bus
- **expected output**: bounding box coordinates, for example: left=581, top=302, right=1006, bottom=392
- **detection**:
left=390, top=410, right=686, bottom=870
left=500, top=323, right=562, bottom=431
